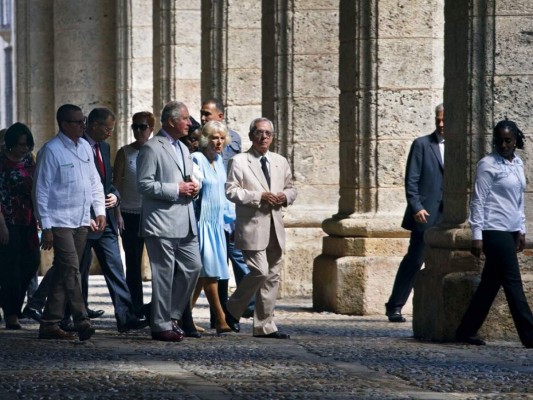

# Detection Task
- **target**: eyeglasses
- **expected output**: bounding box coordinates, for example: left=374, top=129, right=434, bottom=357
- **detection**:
left=65, top=117, right=87, bottom=126
left=252, top=129, right=273, bottom=138
left=100, top=124, right=114, bottom=133
left=131, top=123, right=149, bottom=131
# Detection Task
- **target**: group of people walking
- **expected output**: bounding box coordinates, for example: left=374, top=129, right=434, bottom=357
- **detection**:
left=0, top=98, right=297, bottom=343
left=1, top=100, right=532, bottom=347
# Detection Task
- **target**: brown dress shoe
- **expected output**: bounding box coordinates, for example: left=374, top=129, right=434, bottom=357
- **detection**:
left=151, top=330, right=184, bottom=342
left=39, top=327, right=76, bottom=340
left=76, top=320, right=95, bottom=341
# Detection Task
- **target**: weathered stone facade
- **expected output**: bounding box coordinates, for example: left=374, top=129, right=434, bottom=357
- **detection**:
left=7, top=0, right=533, bottom=342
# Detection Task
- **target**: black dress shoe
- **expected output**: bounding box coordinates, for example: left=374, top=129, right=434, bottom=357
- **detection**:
left=22, top=306, right=43, bottom=322
left=76, top=320, right=95, bottom=341
left=87, top=309, right=105, bottom=319
left=152, top=330, right=184, bottom=342
left=254, top=331, right=290, bottom=339
left=5, top=323, right=22, bottom=330
left=184, top=330, right=202, bottom=338
left=225, top=311, right=240, bottom=333
left=118, top=317, right=149, bottom=333
left=242, top=308, right=254, bottom=319
left=456, top=334, right=486, bottom=346
left=386, top=306, right=406, bottom=323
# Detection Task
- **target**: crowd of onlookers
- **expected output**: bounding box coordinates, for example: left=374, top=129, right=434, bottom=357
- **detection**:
left=0, top=98, right=297, bottom=342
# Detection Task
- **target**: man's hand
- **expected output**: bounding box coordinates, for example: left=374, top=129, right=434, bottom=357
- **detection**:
left=93, top=215, right=106, bottom=232
left=261, top=192, right=279, bottom=206
left=517, top=234, right=526, bottom=253
left=414, top=209, right=430, bottom=224
left=275, top=192, right=287, bottom=205
left=41, top=230, right=54, bottom=251
left=105, top=193, right=118, bottom=208
left=179, top=181, right=199, bottom=197
left=471, top=240, right=483, bottom=258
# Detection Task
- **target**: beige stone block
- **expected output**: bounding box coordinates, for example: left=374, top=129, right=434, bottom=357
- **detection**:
left=173, top=46, right=201, bottom=80
left=131, top=0, right=153, bottom=25
left=292, top=99, right=339, bottom=142
left=226, top=69, right=262, bottom=104
left=376, top=90, right=443, bottom=138
left=293, top=54, right=339, bottom=98
left=289, top=184, right=339, bottom=209
left=225, top=105, right=262, bottom=139
left=280, top=227, right=325, bottom=297
left=173, top=10, right=201, bottom=44
left=172, top=80, right=201, bottom=114
left=293, top=10, right=338, bottom=55
left=294, top=0, right=338, bottom=9
left=376, top=187, right=407, bottom=214
left=495, top=16, right=533, bottom=75
left=378, top=39, right=439, bottom=89
left=493, top=77, right=533, bottom=129
left=284, top=204, right=338, bottom=227
left=174, top=0, right=201, bottom=10
left=495, top=0, right=533, bottom=15
left=376, top=139, right=409, bottom=187
left=292, top=141, right=339, bottom=184
left=131, top=28, right=153, bottom=56
left=313, top=255, right=407, bottom=315
left=227, top=0, right=261, bottom=29
left=377, top=0, right=444, bottom=38
left=322, top=214, right=408, bottom=238
left=131, top=61, right=154, bottom=91
left=227, top=29, right=262, bottom=69
left=54, top=0, right=112, bottom=30
left=323, top=236, right=408, bottom=257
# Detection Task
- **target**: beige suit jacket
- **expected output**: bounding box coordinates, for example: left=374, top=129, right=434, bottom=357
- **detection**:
left=225, top=149, right=297, bottom=251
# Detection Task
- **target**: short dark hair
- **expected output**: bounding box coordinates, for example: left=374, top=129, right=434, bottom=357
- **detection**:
left=88, top=107, right=116, bottom=126
left=4, top=122, right=34, bottom=151
left=202, top=98, right=225, bottom=114
left=493, top=119, right=526, bottom=150
left=56, top=104, right=82, bottom=127
left=132, top=111, right=155, bottom=128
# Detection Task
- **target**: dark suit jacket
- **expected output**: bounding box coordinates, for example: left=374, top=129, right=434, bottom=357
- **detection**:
left=83, top=136, right=121, bottom=237
left=401, top=131, right=443, bottom=233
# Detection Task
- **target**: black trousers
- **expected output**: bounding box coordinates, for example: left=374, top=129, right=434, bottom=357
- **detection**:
left=456, top=230, right=533, bottom=346
left=121, top=212, right=145, bottom=316
left=386, top=230, right=425, bottom=310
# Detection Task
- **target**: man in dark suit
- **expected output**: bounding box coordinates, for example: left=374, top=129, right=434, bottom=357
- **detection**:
left=136, top=101, right=202, bottom=342
left=79, top=107, right=147, bottom=332
left=385, top=104, right=444, bottom=322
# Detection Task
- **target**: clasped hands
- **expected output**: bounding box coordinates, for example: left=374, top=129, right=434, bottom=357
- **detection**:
left=179, top=181, right=200, bottom=197
left=261, top=192, right=287, bottom=207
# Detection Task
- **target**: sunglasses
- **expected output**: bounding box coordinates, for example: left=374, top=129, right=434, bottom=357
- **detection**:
left=131, top=123, right=149, bottom=131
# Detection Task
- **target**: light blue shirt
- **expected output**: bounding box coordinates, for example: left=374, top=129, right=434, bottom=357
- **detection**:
left=33, top=132, right=105, bottom=230
left=469, top=152, right=526, bottom=240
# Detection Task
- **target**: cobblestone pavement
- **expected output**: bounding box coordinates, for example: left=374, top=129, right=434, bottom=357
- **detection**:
left=1, top=277, right=533, bottom=399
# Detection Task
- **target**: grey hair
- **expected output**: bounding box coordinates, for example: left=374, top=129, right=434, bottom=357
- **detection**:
left=161, top=101, right=186, bottom=124
left=249, top=117, right=274, bottom=134
left=199, top=120, right=231, bottom=149
left=435, top=103, right=444, bottom=114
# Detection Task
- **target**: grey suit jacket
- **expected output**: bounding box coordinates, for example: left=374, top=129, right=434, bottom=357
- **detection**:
left=136, top=131, right=197, bottom=238
left=226, top=149, right=297, bottom=251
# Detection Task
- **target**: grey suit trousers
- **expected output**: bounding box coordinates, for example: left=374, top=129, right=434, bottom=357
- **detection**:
left=145, top=233, right=202, bottom=333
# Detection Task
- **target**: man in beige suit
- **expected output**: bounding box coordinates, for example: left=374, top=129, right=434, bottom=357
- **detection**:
left=225, top=117, right=297, bottom=339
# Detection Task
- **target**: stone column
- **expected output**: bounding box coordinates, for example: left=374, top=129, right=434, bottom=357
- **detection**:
left=154, top=0, right=201, bottom=120
left=313, top=0, right=444, bottom=314
left=201, top=0, right=261, bottom=136
left=413, top=0, right=533, bottom=341
left=15, top=0, right=55, bottom=148
left=262, top=0, right=340, bottom=296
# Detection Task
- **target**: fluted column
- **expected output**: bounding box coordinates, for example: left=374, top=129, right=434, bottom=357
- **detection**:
left=313, top=0, right=444, bottom=314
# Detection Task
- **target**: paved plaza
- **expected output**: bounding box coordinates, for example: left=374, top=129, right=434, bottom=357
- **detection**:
left=1, top=276, right=532, bottom=399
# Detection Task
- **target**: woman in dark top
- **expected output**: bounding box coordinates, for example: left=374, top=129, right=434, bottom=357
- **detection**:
left=0, top=123, right=40, bottom=329
left=456, top=119, right=533, bottom=347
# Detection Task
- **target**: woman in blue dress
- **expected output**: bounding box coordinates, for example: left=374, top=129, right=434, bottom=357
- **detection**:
left=191, top=121, right=233, bottom=334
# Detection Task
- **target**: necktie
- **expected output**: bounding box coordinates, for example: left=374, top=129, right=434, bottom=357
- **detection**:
left=260, top=156, right=270, bottom=188
left=94, top=143, right=105, bottom=178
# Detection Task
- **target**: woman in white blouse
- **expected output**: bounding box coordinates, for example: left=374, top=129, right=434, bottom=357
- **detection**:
left=456, top=119, right=533, bottom=348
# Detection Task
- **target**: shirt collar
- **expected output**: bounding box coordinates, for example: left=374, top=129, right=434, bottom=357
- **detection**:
left=161, top=129, right=179, bottom=145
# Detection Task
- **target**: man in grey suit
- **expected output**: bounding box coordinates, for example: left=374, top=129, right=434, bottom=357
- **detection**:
left=385, top=104, right=445, bottom=322
left=225, top=117, right=297, bottom=339
left=136, top=101, right=202, bottom=342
